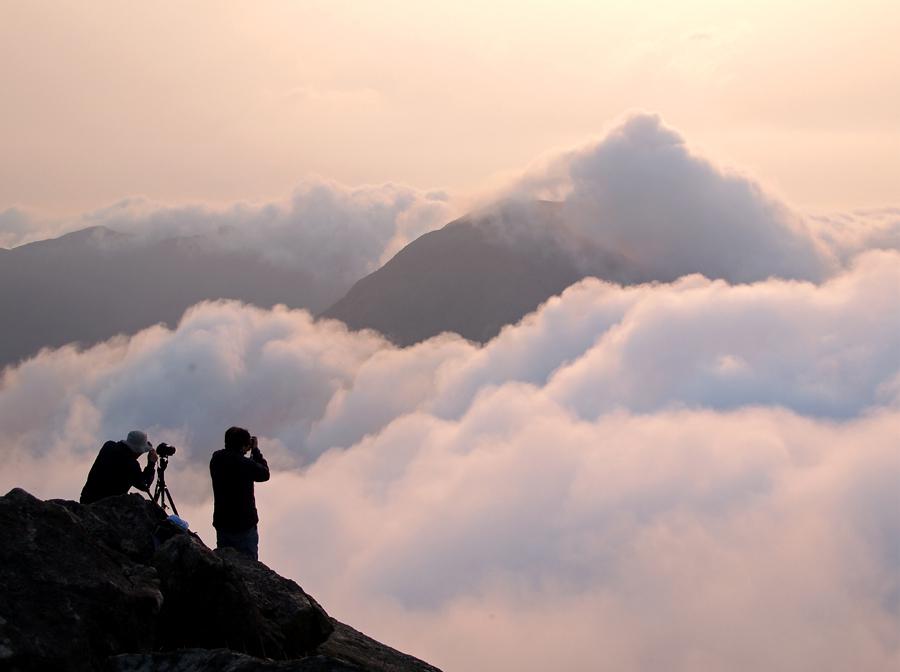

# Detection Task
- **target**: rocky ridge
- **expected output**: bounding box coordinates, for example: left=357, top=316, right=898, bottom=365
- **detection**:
left=0, top=488, right=440, bottom=672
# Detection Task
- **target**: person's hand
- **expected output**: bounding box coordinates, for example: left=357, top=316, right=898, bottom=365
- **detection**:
left=147, top=448, right=158, bottom=465
left=250, top=436, right=262, bottom=459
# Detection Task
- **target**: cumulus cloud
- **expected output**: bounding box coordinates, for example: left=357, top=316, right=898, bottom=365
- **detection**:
left=0, top=207, right=62, bottom=248
left=89, top=181, right=454, bottom=288
left=2, top=249, right=900, bottom=671
left=809, top=207, right=900, bottom=264
left=263, top=404, right=900, bottom=672
left=7, top=115, right=895, bottom=297
left=4, top=180, right=455, bottom=291
left=492, top=114, right=838, bottom=284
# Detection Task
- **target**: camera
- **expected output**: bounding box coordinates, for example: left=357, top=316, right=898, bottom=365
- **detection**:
left=250, top=436, right=262, bottom=459
left=156, top=442, right=177, bottom=458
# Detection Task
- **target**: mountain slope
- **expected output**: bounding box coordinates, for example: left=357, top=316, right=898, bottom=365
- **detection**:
left=0, top=227, right=341, bottom=369
left=322, top=201, right=637, bottom=346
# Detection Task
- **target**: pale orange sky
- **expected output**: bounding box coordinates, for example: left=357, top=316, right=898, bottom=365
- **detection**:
left=2, top=0, right=898, bottom=216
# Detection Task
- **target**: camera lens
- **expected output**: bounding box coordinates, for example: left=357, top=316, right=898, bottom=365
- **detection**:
left=157, top=443, right=177, bottom=457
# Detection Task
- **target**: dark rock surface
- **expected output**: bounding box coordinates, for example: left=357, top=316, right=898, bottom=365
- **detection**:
left=221, top=548, right=335, bottom=656
left=0, top=489, right=162, bottom=672
left=0, top=488, right=440, bottom=672
left=110, top=649, right=363, bottom=671
left=152, top=535, right=332, bottom=658
left=51, top=494, right=170, bottom=562
left=318, top=621, right=442, bottom=672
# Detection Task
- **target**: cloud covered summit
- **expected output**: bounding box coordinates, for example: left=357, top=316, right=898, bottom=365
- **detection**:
left=2, top=116, right=899, bottom=671
left=503, top=114, right=836, bottom=283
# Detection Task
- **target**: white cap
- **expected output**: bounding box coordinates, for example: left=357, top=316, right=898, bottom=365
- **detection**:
left=125, top=430, right=151, bottom=454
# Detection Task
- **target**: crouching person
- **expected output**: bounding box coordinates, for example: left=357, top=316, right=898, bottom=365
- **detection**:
left=80, top=430, right=158, bottom=504
left=210, top=426, right=270, bottom=560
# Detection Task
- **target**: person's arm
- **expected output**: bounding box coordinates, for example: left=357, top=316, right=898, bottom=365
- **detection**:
left=133, top=449, right=157, bottom=491
left=243, top=438, right=270, bottom=482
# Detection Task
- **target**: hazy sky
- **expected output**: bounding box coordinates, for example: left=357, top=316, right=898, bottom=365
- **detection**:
left=3, top=0, right=898, bottom=217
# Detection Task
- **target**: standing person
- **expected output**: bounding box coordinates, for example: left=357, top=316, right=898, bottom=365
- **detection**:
left=209, top=426, right=270, bottom=560
left=80, top=430, right=158, bottom=504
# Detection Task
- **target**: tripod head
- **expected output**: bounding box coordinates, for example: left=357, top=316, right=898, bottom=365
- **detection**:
left=150, top=445, right=179, bottom=516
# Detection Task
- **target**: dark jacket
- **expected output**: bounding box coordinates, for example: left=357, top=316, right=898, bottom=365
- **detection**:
left=210, top=447, right=270, bottom=532
left=80, top=440, right=155, bottom=505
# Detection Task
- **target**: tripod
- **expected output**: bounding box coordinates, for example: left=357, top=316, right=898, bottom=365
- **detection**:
left=151, top=456, right=179, bottom=516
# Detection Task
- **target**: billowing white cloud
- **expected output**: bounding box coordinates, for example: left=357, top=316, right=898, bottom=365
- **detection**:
left=262, top=404, right=900, bottom=672
left=494, top=114, right=837, bottom=284
left=3, top=181, right=455, bottom=292
left=810, top=207, right=900, bottom=264
left=2, top=248, right=900, bottom=671
left=0, top=208, right=31, bottom=248
left=87, top=181, right=454, bottom=288
left=6, top=115, right=896, bottom=298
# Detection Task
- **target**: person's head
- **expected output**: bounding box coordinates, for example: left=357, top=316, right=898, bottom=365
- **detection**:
left=224, top=426, right=252, bottom=454
left=124, top=430, right=151, bottom=456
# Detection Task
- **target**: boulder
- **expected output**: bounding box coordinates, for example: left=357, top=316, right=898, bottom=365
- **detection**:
left=52, top=493, right=169, bottom=562
left=0, top=488, right=440, bottom=672
left=151, top=534, right=333, bottom=658
left=217, top=548, right=335, bottom=655
left=0, top=489, right=162, bottom=671
left=317, top=621, right=442, bottom=672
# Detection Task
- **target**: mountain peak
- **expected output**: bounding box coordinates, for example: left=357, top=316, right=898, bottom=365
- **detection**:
left=321, top=199, right=635, bottom=346
left=13, top=225, right=132, bottom=253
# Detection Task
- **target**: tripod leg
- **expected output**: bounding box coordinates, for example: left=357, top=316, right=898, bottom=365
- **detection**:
left=164, top=487, right=179, bottom=517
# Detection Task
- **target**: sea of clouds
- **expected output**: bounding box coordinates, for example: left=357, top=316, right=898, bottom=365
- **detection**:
left=2, top=115, right=900, bottom=671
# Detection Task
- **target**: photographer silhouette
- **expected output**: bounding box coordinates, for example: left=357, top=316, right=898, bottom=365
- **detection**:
left=80, top=430, right=158, bottom=505
left=209, top=427, right=270, bottom=560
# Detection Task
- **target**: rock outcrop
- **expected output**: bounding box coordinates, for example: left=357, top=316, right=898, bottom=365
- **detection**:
left=109, top=649, right=364, bottom=671
left=0, top=488, right=440, bottom=672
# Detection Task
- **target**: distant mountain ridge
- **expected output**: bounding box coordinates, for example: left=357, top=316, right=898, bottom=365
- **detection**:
left=322, top=200, right=640, bottom=346
left=3, top=200, right=644, bottom=367
left=0, top=226, right=341, bottom=369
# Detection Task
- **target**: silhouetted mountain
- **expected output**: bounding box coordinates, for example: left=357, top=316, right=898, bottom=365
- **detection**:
left=0, top=227, right=343, bottom=369
left=322, top=201, right=640, bottom=346
left=0, top=488, right=441, bottom=672
left=3, top=200, right=643, bottom=365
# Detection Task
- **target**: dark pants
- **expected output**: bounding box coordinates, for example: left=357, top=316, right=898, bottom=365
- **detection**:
left=216, top=526, right=259, bottom=560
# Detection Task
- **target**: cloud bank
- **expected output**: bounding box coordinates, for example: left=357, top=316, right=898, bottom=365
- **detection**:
left=810, top=207, right=900, bottom=265
left=3, top=116, right=900, bottom=670
left=3, top=181, right=455, bottom=292
left=0, top=207, right=35, bottom=249
left=2, top=249, right=899, bottom=671
left=493, top=114, right=899, bottom=285
left=6, top=114, right=898, bottom=297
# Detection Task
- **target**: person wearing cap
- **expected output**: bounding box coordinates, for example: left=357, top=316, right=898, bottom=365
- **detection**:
left=79, top=430, right=159, bottom=505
